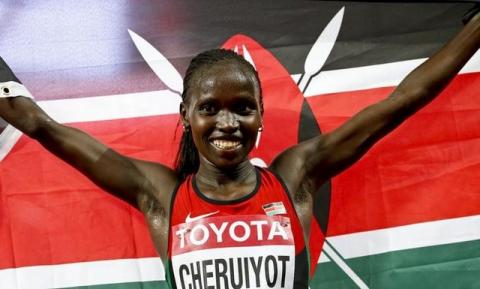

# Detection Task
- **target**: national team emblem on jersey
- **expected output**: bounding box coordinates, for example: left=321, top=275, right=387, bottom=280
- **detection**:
left=262, top=202, right=287, bottom=216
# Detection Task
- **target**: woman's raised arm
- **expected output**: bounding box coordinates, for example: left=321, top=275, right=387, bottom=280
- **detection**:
left=0, top=58, right=177, bottom=214
left=271, top=9, right=480, bottom=197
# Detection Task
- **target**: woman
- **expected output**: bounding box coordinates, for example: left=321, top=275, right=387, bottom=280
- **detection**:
left=1, top=9, right=480, bottom=289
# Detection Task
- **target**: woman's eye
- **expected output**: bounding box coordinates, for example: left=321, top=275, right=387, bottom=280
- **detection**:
left=234, top=103, right=255, bottom=114
left=199, top=104, right=217, bottom=114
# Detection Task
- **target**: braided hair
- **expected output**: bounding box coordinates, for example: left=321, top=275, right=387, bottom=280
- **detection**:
left=175, top=48, right=263, bottom=181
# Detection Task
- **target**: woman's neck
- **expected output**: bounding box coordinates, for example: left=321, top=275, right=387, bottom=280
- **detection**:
left=195, top=159, right=257, bottom=200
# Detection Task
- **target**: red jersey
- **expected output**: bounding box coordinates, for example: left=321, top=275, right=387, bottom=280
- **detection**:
left=167, top=167, right=309, bottom=289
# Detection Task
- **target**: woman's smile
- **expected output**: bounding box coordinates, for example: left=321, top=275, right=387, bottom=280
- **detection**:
left=211, top=139, right=242, bottom=150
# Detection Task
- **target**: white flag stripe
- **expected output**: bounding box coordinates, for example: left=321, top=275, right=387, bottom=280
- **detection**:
left=38, top=90, right=181, bottom=124
left=320, top=214, right=480, bottom=264
left=302, top=58, right=426, bottom=96
left=0, top=258, right=165, bottom=289
left=31, top=54, right=480, bottom=125
left=302, top=49, right=480, bottom=96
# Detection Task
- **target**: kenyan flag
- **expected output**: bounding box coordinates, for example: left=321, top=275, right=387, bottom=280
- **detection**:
left=1, top=2, right=480, bottom=289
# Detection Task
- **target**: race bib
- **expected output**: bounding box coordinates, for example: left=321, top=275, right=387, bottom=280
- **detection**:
left=171, top=215, right=295, bottom=289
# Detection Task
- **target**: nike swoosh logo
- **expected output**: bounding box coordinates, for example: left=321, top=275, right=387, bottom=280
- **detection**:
left=185, top=211, right=219, bottom=224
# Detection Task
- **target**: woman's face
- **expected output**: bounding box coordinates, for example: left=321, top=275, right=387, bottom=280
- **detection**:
left=181, top=60, right=262, bottom=169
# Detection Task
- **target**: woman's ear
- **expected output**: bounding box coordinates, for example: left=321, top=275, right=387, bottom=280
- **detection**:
left=179, top=102, right=190, bottom=129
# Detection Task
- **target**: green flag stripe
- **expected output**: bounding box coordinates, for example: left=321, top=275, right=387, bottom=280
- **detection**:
left=312, top=238, right=480, bottom=289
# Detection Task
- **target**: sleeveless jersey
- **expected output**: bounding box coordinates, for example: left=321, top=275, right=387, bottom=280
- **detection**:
left=167, top=167, right=309, bottom=289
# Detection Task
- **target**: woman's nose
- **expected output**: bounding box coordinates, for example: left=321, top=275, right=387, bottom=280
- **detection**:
left=217, top=110, right=239, bottom=131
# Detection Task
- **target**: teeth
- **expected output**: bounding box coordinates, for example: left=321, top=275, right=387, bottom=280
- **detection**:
left=212, top=139, right=240, bottom=150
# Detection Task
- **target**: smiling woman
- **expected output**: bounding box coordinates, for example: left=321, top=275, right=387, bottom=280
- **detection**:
left=1, top=6, right=480, bottom=289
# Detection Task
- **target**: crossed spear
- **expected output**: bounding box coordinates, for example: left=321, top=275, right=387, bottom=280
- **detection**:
left=129, top=6, right=369, bottom=289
